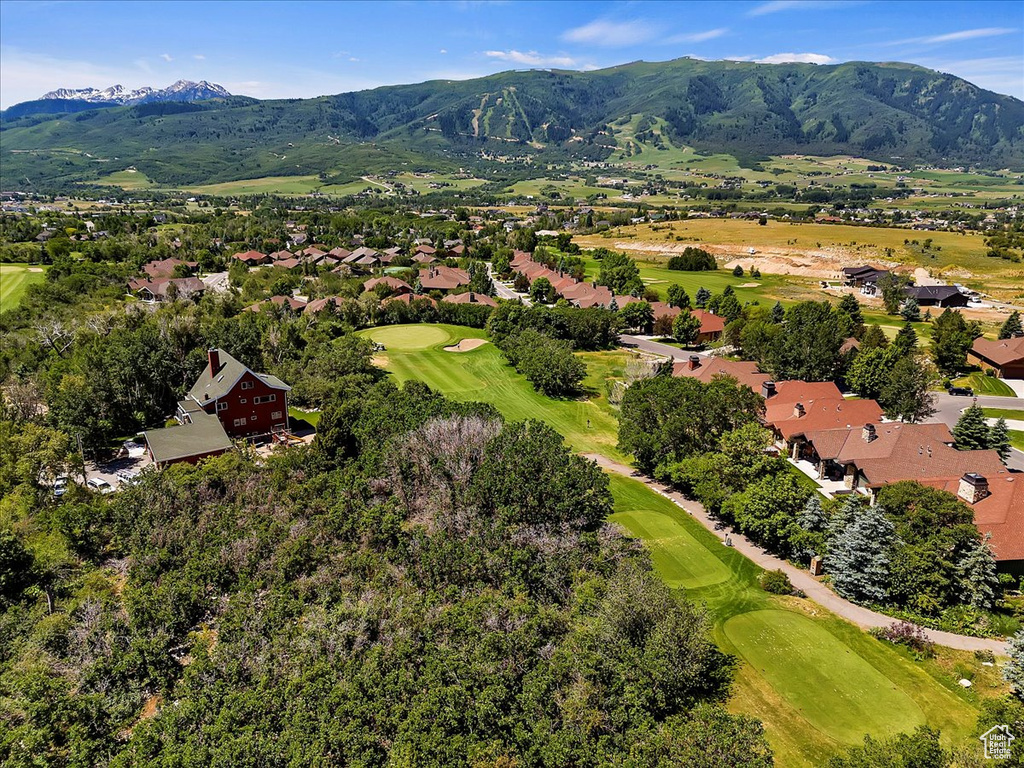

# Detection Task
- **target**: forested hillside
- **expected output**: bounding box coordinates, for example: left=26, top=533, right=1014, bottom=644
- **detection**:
left=2, top=58, right=1022, bottom=188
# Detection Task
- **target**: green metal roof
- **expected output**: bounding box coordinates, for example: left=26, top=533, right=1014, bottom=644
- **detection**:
left=145, top=413, right=233, bottom=464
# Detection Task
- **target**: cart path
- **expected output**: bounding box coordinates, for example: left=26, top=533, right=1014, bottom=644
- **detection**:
left=584, top=453, right=1009, bottom=655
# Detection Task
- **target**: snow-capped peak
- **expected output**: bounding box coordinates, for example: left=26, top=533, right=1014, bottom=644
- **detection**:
left=40, top=80, right=230, bottom=105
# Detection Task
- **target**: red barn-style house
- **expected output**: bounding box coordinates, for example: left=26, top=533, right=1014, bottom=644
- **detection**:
left=179, top=348, right=291, bottom=438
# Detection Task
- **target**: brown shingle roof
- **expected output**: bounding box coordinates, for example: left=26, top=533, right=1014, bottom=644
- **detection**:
left=419, top=265, right=469, bottom=291
left=924, top=472, right=1024, bottom=561
left=972, top=336, right=1024, bottom=366
left=364, top=276, right=413, bottom=294
left=672, top=357, right=770, bottom=391
left=442, top=292, right=497, bottom=307
left=767, top=397, right=884, bottom=441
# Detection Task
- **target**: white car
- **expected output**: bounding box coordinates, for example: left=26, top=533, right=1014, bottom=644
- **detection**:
left=86, top=477, right=114, bottom=494
left=53, top=476, right=70, bottom=497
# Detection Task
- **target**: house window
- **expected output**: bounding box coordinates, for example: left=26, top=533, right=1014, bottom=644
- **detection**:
left=254, top=394, right=278, bottom=405
left=217, top=402, right=227, bottom=412
left=239, top=398, right=247, bottom=404
left=241, top=381, right=254, bottom=390
left=251, top=413, right=258, bottom=421
left=233, top=418, right=247, bottom=427
left=271, top=411, right=283, bottom=421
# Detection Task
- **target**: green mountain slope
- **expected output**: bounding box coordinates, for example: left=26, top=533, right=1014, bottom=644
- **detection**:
left=3, top=58, right=1022, bottom=188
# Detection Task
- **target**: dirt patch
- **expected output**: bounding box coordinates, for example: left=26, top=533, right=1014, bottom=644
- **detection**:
left=27, top=267, right=44, bottom=273
left=371, top=354, right=389, bottom=367
left=736, top=282, right=761, bottom=288
left=444, top=338, right=490, bottom=352
left=140, top=695, right=162, bottom=720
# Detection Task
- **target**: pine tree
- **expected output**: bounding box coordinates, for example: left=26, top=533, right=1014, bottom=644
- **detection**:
left=957, top=535, right=999, bottom=610
left=827, top=504, right=893, bottom=604
left=770, top=301, right=785, bottom=324
left=990, top=418, right=1011, bottom=463
left=900, top=297, right=921, bottom=322
left=860, top=324, right=889, bottom=350
left=953, top=405, right=991, bottom=450
left=695, top=287, right=711, bottom=309
left=891, top=322, right=918, bottom=358
left=798, top=495, right=826, bottom=532
left=1004, top=629, right=1024, bottom=700
left=1000, top=311, right=1023, bottom=340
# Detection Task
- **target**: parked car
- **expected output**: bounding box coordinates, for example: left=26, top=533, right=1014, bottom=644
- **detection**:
left=86, top=477, right=114, bottom=493
left=116, top=469, right=141, bottom=486
left=53, top=475, right=69, bottom=498
left=948, top=386, right=974, bottom=397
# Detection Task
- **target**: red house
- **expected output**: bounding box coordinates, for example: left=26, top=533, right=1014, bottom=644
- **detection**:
left=178, top=349, right=291, bottom=438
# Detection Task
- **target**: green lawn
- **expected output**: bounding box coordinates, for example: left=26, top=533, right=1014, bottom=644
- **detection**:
left=981, top=408, right=1024, bottom=422
left=1009, top=430, right=1024, bottom=451
left=368, top=323, right=986, bottom=765
left=0, top=263, right=46, bottom=312
left=953, top=373, right=1018, bottom=397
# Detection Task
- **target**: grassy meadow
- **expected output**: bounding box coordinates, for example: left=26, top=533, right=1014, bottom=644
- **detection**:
left=0, top=263, right=47, bottom=311
left=362, top=322, right=997, bottom=766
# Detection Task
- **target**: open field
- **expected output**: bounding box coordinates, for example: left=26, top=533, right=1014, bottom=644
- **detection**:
left=576, top=219, right=1023, bottom=303
left=371, top=322, right=993, bottom=766
left=0, top=263, right=46, bottom=311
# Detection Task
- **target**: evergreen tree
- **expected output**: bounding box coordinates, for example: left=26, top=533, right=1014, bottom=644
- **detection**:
left=722, top=284, right=735, bottom=297
left=667, top=284, right=691, bottom=309
left=695, top=287, right=711, bottom=309
left=1004, top=629, right=1024, bottom=701
left=900, top=297, right=921, bottom=322
left=957, top=535, right=999, bottom=610
left=769, top=301, right=785, bottom=324
left=891, top=322, right=918, bottom=358
left=1000, top=310, right=1023, bottom=339
left=732, top=265, right=744, bottom=277
left=990, top=418, right=1011, bottom=463
left=952, top=404, right=991, bottom=450
left=838, top=293, right=864, bottom=338
left=798, top=495, right=826, bottom=532
left=931, top=309, right=980, bottom=376
left=860, top=324, right=888, bottom=350
left=828, top=504, right=893, bottom=604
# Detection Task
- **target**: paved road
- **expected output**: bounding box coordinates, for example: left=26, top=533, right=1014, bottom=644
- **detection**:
left=487, top=263, right=529, bottom=303
left=930, top=392, right=1024, bottom=471
left=619, top=334, right=705, bottom=362
left=585, top=452, right=1009, bottom=655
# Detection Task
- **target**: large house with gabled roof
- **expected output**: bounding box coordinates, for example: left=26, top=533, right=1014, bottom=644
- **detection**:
left=178, top=348, right=291, bottom=438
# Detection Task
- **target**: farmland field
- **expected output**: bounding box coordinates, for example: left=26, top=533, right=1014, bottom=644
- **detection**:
left=370, top=322, right=988, bottom=766
left=0, top=263, right=46, bottom=311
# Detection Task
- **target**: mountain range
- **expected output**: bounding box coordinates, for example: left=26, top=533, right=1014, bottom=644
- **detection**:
left=1, top=59, right=1022, bottom=190
left=2, top=80, right=232, bottom=119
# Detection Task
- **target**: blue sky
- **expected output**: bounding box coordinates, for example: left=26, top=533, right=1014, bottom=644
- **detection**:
left=1, top=0, right=1022, bottom=108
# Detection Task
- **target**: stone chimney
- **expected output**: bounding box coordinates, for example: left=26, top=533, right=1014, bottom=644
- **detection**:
left=208, top=349, right=220, bottom=377
left=958, top=473, right=990, bottom=504
left=761, top=381, right=777, bottom=399
left=862, top=423, right=877, bottom=443
left=688, top=355, right=701, bottom=371
left=793, top=402, right=805, bottom=418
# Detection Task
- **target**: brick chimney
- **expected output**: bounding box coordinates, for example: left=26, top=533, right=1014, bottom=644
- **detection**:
left=958, top=473, right=989, bottom=504
left=793, top=402, right=805, bottom=418
left=761, top=381, right=777, bottom=399
left=862, top=423, right=877, bottom=442
left=688, top=355, right=701, bottom=371
left=208, top=348, right=220, bottom=377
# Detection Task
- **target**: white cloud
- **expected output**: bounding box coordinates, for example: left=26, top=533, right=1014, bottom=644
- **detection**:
left=485, top=49, right=576, bottom=67
left=194, top=54, right=206, bottom=61
left=748, top=1, right=852, bottom=16
left=160, top=53, right=173, bottom=62
left=562, top=19, right=657, bottom=47
left=0, top=47, right=155, bottom=107
left=348, top=57, right=360, bottom=62
left=922, top=27, right=1016, bottom=44
left=440, top=48, right=448, bottom=54
left=757, top=52, right=837, bottom=64
left=665, top=28, right=728, bottom=44
left=922, top=55, right=1024, bottom=98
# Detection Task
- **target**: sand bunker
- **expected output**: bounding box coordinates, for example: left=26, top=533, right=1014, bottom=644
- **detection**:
left=444, top=338, right=489, bottom=352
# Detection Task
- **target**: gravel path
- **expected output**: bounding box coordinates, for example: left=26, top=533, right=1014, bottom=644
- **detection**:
left=584, top=452, right=1009, bottom=655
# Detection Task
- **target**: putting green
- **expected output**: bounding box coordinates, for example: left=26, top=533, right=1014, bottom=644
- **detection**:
left=610, top=509, right=731, bottom=589
left=364, top=324, right=452, bottom=350
left=724, top=610, right=926, bottom=745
